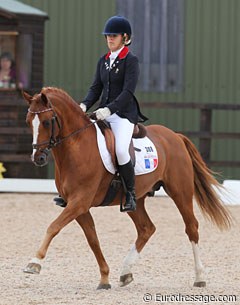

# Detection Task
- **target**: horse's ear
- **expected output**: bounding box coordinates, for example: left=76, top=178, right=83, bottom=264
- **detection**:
left=41, top=93, right=50, bottom=106
left=22, top=91, right=32, bottom=104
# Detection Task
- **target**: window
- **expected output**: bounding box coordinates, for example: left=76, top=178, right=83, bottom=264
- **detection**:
left=0, top=31, right=32, bottom=90
left=17, top=34, right=32, bottom=89
left=117, top=0, right=184, bottom=92
left=0, top=31, right=17, bottom=89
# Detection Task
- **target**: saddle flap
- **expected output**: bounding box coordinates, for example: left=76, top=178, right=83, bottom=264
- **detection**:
left=103, top=127, right=117, bottom=169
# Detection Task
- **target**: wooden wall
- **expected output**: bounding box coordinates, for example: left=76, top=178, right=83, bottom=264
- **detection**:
left=0, top=91, right=47, bottom=178
left=0, top=13, right=48, bottom=178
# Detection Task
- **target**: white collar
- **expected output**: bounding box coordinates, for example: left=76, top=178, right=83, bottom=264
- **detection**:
left=110, top=46, right=125, bottom=60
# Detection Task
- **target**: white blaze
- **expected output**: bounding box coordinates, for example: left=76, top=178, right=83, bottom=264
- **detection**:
left=31, top=115, right=40, bottom=160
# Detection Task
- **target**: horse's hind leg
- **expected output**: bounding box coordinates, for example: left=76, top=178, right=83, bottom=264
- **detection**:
left=120, top=197, right=156, bottom=287
left=165, top=181, right=206, bottom=287
left=75, top=212, right=111, bottom=290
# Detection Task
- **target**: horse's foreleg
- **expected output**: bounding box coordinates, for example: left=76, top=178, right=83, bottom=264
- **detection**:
left=120, top=197, right=156, bottom=287
left=75, top=212, right=111, bottom=290
left=24, top=204, right=86, bottom=274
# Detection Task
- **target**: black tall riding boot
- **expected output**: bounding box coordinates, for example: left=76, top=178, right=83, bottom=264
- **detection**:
left=118, top=160, right=136, bottom=212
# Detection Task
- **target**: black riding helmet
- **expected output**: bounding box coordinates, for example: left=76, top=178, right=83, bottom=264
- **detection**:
left=102, top=16, right=132, bottom=45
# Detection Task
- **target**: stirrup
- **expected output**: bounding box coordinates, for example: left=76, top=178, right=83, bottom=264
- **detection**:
left=120, top=203, right=136, bottom=212
left=120, top=192, right=136, bottom=212
left=53, top=196, right=67, bottom=208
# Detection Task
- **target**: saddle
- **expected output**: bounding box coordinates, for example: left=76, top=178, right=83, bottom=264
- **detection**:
left=96, top=120, right=147, bottom=169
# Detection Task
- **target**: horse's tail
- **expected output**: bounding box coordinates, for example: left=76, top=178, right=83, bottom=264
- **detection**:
left=178, top=133, right=232, bottom=230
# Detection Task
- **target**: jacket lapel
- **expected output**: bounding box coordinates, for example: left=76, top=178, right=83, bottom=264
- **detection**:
left=104, top=46, right=129, bottom=72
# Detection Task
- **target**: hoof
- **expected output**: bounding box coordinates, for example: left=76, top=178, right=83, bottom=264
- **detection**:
left=97, top=283, right=111, bottom=290
left=193, top=281, right=206, bottom=287
left=119, top=273, right=133, bottom=287
left=23, top=263, right=41, bottom=274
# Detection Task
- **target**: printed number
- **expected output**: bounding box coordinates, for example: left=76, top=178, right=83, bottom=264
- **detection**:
left=145, top=146, right=153, bottom=153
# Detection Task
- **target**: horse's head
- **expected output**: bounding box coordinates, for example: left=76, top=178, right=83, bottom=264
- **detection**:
left=23, top=91, right=61, bottom=167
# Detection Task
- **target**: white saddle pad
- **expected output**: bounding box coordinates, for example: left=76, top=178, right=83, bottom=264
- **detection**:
left=95, top=124, right=158, bottom=175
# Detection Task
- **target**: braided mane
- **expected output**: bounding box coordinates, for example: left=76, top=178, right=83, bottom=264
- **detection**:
left=41, top=87, right=76, bottom=105
left=40, top=87, right=90, bottom=123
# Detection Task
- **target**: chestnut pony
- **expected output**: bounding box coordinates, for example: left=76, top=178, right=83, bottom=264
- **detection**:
left=23, top=87, right=231, bottom=289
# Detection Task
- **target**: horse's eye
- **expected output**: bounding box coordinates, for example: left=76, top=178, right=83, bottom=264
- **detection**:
left=42, top=120, right=51, bottom=128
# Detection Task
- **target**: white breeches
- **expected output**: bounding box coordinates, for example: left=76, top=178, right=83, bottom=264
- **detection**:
left=105, top=113, right=134, bottom=165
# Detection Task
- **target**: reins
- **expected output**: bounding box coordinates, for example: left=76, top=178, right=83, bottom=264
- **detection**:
left=54, top=119, right=96, bottom=146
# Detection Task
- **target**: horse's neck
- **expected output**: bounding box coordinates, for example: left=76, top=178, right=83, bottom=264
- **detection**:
left=52, top=108, right=97, bottom=168
left=52, top=126, right=97, bottom=186
left=54, top=100, right=88, bottom=136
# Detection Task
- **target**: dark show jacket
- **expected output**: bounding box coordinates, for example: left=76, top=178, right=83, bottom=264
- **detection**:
left=82, top=46, right=148, bottom=124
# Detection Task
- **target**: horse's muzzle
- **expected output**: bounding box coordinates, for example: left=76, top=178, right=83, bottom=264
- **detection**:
left=32, top=150, right=49, bottom=167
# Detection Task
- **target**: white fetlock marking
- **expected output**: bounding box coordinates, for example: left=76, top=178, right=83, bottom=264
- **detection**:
left=121, top=244, right=140, bottom=276
left=29, top=257, right=42, bottom=265
left=191, top=242, right=205, bottom=282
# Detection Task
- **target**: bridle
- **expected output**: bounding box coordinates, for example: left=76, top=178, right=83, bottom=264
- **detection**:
left=28, top=107, right=60, bottom=152
left=28, top=105, right=96, bottom=153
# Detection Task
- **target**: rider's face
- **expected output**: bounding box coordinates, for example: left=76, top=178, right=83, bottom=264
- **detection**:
left=106, top=34, right=123, bottom=52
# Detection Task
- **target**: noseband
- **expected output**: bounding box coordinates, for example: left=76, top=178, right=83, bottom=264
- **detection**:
left=28, top=105, right=96, bottom=153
